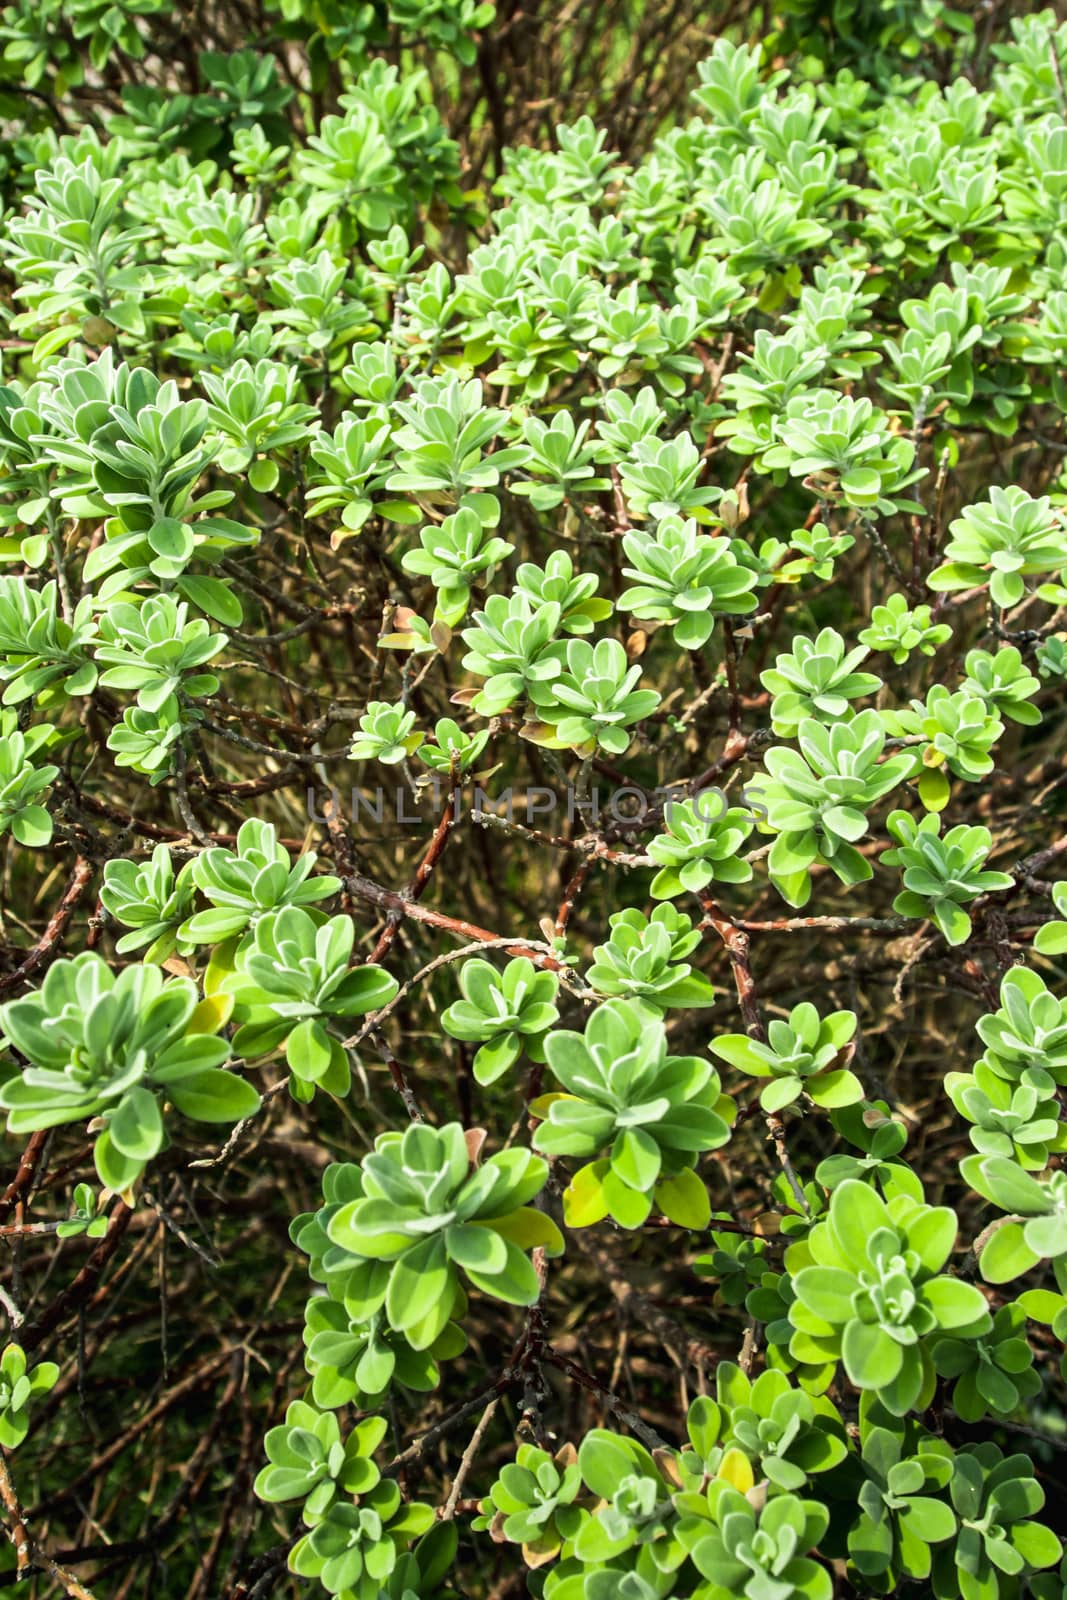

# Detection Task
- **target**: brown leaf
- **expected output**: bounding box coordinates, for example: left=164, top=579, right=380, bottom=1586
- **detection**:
left=653, top=1447, right=684, bottom=1488
left=465, top=1127, right=488, bottom=1167
left=523, top=1538, right=562, bottom=1569
left=745, top=1478, right=770, bottom=1512
left=489, top=1510, right=508, bottom=1544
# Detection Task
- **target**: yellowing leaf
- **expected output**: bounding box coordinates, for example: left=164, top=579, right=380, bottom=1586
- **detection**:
left=714, top=1092, right=738, bottom=1127
left=717, top=1447, right=755, bottom=1493
left=522, top=1534, right=562, bottom=1569
left=655, top=1168, right=711, bottom=1230
left=528, top=1092, right=577, bottom=1120
left=188, top=992, right=233, bottom=1034
left=204, top=938, right=239, bottom=996
left=520, top=721, right=570, bottom=749
left=562, top=1161, right=611, bottom=1229
left=485, top=1206, right=565, bottom=1258
left=918, top=766, right=951, bottom=812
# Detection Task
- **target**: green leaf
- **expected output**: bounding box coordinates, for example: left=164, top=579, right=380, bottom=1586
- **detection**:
left=921, top=1277, right=988, bottom=1330
left=842, top=1320, right=902, bottom=1388
left=166, top=1069, right=261, bottom=1124
left=386, top=1237, right=450, bottom=1336
left=94, top=1129, right=145, bottom=1193
left=829, top=1181, right=890, bottom=1264
left=709, top=1033, right=763, bottom=1072
left=1035, top=921, right=1067, bottom=956
left=179, top=575, right=245, bottom=627
left=445, top=1223, right=507, bottom=1275
left=601, top=1168, right=653, bottom=1229
left=898, top=1495, right=956, bottom=1544
left=808, top=1068, right=864, bottom=1108
left=761, top=1075, right=803, bottom=1113
left=980, top=1222, right=1041, bottom=1284
left=464, top=1237, right=540, bottom=1306
left=611, top=1127, right=661, bottom=1193
left=794, top=1266, right=858, bottom=1324
left=975, top=1157, right=1048, bottom=1215
left=109, top=1087, right=165, bottom=1161
left=11, top=805, right=53, bottom=847
left=472, top=1033, right=520, bottom=1086
left=578, top=1431, right=654, bottom=1500
left=287, top=1019, right=335, bottom=1084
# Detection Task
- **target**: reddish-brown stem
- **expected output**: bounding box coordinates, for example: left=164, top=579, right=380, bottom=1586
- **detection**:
left=346, top=872, right=569, bottom=972
left=554, top=858, right=591, bottom=941
left=0, top=857, right=94, bottom=999
left=365, top=766, right=463, bottom=966
left=701, top=900, right=810, bottom=1214
left=0, top=1131, right=50, bottom=1227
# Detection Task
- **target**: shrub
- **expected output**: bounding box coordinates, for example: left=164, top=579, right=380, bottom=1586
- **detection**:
left=0, top=3, right=1066, bottom=1598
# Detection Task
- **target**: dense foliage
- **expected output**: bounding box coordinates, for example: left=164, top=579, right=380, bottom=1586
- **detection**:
left=1, top=1, right=1067, bottom=1597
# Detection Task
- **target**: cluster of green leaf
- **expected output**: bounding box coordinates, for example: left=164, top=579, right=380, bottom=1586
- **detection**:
left=258, top=1124, right=562, bottom=1591
left=475, top=1389, right=1061, bottom=1600
left=1, top=3, right=1067, bottom=1599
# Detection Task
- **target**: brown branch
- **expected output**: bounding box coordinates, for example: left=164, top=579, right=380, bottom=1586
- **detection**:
left=0, top=1452, right=100, bottom=1599
left=0, top=1131, right=51, bottom=1227
left=20, top=1201, right=133, bottom=1353
left=0, top=1451, right=30, bottom=1580
left=0, top=857, right=94, bottom=999
left=346, top=872, right=569, bottom=972
left=544, top=1349, right=669, bottom=1451
left=441, top=1395, right=500, bottom=1519
left=701, top=900, right=810, bottom=1214
left=365, top=765, right=463, bottom=966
